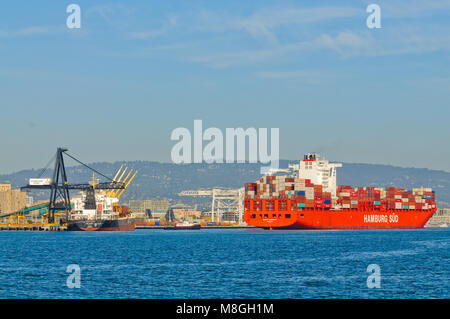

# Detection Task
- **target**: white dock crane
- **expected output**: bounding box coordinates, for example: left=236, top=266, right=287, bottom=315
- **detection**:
left=178, top=188, right=245, bottom=224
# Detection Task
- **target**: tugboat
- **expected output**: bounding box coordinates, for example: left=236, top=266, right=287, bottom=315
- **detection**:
left=164, top=220, right=201, bottom=230
left=163, top=208, right=201, bottom=230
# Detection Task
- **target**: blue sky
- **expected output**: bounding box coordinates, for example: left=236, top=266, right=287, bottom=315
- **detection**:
left=0, top=0, right=449, bottom=173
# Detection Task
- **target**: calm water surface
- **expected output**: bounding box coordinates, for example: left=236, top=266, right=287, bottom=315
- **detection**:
left=0, top=228, right=448, bottom=298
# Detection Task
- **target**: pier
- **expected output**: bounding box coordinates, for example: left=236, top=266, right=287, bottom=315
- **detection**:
left=0, top=223, right=66, bottom=231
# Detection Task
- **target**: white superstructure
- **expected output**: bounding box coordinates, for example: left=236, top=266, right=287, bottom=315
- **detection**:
left=289, top=153, right=342, bottom=197
left=71, top=190, right=120, bottom=220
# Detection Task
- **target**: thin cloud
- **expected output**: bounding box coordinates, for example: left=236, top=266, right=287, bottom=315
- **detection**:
left=191, top=25, right=450, bottom=69
left=86, top=4, right=177, bottom=39
left=86, top=4, right=136, bottom=27
left=256, top=70, right=331, bottom=85
left=0, top=26, right=62, bottom=38
left=104, top=42, right=189, bottom=58
left=190, top=44, right=300, bottom=68
left=316, top=31, right=376, bottom=57
left=189, top=32, right=364, bottom=68
left=320, top=27, right=450, bottom=57
left=129, top=16, right=178, bottom=39
left=381, top=0, right=450, bottom=18
left=17, top=26, right=54, bottom=36
left=195, top=6, right=361, bottom=44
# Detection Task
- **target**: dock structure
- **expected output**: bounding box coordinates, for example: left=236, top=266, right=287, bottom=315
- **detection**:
left=0, top=223, right=66, bottom=231
left=178, top=188, right=245, bottom=223
left=0, top=203, right=68, bottom=231
left=425, top=208, right=450, bottom=227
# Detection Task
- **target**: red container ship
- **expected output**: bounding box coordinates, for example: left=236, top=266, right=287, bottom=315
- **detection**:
left=244, top=153, right=437, bottom=230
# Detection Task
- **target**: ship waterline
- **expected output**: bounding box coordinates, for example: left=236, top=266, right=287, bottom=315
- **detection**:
left=244, top=203, right=436, bottom=230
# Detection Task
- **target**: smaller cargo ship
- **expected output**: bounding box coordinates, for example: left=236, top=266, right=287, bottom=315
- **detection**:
left=68, top=216, right=135, bottom=231
left=67, top=178, right=135, bottom=232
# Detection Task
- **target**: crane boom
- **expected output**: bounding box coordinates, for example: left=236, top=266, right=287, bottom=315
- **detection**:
left=117, top=171, right=138, bottom=199
left=106, top=165, right=124, bottom=195
left=111, top=169, right=133, bottom=198
left=109, top=165, right=124, bottom=187
left=107, top=167, right=128, bottom=197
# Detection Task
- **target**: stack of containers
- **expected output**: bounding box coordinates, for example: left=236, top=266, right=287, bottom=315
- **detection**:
left=305, top=181, right=315, bottom=208
left=350, top=190, right=359, bottom=209
left=411, top=187, right=435, bottom=210
left=335, top=186, right=436, bottom=211
left=245, top=178, right=436, bottom=212
left=244, top=183, right=257, bottom=199
left=314, top=184, right=322, bottom=209
left=373, top=189, right=381, bottom=209
left=338, top=186, right=352, bottom=209
left=244, top=175, right=332, bottom=210
left=323, top=192, right=332, bottom=209
left=296, top=190, right=306, bottom=209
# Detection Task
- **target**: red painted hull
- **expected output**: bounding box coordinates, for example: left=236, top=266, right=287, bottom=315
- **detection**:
left=79, top=227, right=101, bottom=231
left=98, top=223, right=135, bottom=231
left=245, top=207, right=436, bottom=230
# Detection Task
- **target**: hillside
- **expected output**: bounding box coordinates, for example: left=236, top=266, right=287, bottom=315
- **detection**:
left=0, top=161, right=449, bottom=208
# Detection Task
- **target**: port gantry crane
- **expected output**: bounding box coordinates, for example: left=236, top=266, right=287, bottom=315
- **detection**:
left=178, top=188, right=245, bottom=223
left=177, top=168, right=293, bottom=224
left=21, top=147, right=127, bottom=224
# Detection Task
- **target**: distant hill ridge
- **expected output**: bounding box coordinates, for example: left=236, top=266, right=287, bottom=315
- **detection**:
left=0, top=160, right=449, bottom=208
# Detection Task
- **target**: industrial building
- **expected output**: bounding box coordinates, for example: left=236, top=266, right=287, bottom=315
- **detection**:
left=129, top=199, right=169, bottom=221
left=0, top=184, right=27, bottom=215
left=172, top=208, right=202, bottom=220
left=425, top=208, right=450, bottom=227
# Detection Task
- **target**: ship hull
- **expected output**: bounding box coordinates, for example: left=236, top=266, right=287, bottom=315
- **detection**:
left=68, top=218, right=135, bottom=231
left=98, top=218, right=135, bottom=231
left=245, top=208, right=436, bottom=230
left=67, top=220, right=104, bottom=231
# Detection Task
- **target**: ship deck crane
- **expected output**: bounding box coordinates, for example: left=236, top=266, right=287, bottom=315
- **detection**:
left=104, top=165, right=138, bottom=199
left=117, top=170, right=138, bottom=199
